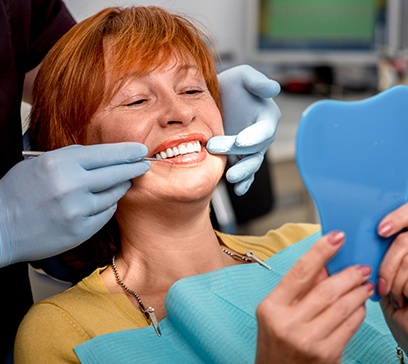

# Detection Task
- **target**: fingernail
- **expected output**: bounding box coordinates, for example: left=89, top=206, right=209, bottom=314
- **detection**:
left=328, top=231, right=345, bottom=246
left=363, top=281, right=375, bottom=295
left=377, top=277, right=388, bottom=296
left=357, top=265, right=372, bottom=278
left=378, top=221, right=393, bottom=237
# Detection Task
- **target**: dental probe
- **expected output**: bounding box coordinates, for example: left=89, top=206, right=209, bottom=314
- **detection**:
left=22, top=150, right=163, bottom=162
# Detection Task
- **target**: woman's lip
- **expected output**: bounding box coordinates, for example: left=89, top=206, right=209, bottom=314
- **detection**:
left=151, top=133, right=207, bottom=156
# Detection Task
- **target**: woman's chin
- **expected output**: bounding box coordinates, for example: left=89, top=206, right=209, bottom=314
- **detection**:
left=129, top=156, right=225, bottom=204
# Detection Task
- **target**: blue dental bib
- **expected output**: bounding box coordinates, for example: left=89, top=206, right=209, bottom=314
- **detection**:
left=74, top=232, right=397, bottom=363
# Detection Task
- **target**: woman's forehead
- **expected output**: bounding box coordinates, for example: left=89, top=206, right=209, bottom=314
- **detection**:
left=104, top=46, right=202, bottom=82
left=100, top=49, right=205, bottom=107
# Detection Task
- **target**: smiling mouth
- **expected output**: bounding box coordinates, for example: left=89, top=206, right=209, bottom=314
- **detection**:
left=154, top=141, right=202, bottom=161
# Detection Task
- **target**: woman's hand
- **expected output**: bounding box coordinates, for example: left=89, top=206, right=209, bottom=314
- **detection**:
left=377, top=203, right=408, bottom=353
left=255, top=231, right=374, bottom=364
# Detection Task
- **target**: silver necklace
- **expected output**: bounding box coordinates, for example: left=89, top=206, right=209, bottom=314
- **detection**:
left=111, top=248, right=271, bottom=337
left=221, top=247, right=272, bottom=270
left=111, top=255, right=161, bottom=336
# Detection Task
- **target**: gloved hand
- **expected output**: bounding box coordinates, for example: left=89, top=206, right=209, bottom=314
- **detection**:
left=206, top=65, right=281, bottom=196
left=0, top=143, right=149, bottom=267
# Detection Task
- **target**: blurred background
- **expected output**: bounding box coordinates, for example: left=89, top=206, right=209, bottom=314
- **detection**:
left=43, top=0, right=408, bottom=235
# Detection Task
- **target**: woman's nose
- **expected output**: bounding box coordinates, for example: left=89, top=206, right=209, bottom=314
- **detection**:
left=158, top=94, right=195, bottom=127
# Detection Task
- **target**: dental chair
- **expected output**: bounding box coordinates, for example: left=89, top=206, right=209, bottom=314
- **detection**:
left=224, top=155, right=275, bottom=227
left=28, top=264, right=72, bottom=302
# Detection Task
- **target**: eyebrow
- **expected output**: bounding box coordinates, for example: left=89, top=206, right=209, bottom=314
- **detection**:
left=173, top=64, right=203, bottom=81
left=177, top=64, right=198, bottom=71
left=108, top=63, right=203, bottom=104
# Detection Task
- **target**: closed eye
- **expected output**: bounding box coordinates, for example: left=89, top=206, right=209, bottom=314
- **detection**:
left=124, top=99, right=148, bottom=106
left=184, top=89, right=205, bottom=95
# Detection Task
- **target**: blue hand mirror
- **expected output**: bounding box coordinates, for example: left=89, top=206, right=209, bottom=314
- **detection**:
left=296, top=85, right=408, bottom=301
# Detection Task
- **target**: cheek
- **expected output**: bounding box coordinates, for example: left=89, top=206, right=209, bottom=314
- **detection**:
left=85, top=118, right=114, bottom=145
left=86, top=120, right=148, bottom=145
left=86, top=108, right=148, bottom=144
left=84, top=126, right=102, bottom=144
left=206, top=107, right=224, bottom=136
left=213, top=155, right=227, bottom=188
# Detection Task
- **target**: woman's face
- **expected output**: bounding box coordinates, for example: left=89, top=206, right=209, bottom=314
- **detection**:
left=86, top=56, right=226, bottom=205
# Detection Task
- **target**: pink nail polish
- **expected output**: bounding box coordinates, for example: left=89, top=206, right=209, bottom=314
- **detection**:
left=328, top=231, right=345, bottom=246
left=378, top=222, right=393, bottom=237
left=363, top=282, right=375, bottom=294
left=357, top=265, right=372, bottom=278
left=377, top=277, right=388, bottom=296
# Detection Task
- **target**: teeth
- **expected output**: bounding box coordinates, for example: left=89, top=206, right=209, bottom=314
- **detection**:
left=179, top=144, right=188, bottom=155
left=155, top=141, right=201, bottom=160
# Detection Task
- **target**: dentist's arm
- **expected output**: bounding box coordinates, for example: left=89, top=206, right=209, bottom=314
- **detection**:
left=207, top=65, right=281, bottom=196
left=0, top=143, right=149, bottom=267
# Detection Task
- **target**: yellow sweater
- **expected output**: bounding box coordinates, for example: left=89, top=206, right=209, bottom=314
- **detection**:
left=14, top=223, right=320, bottom=364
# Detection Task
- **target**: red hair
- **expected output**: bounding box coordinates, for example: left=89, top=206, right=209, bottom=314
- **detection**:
left=29, top=5, right=221, bottom=151
left=28, top=6, right=222, bottom=280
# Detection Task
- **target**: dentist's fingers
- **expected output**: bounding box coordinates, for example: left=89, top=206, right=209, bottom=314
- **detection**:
left=226, top=153, right=264, bottom=183
left=235, top=109, right=280, bottom=148
left=85, top=161, right=150, bottom=193
left=232, top=176, right=255, bottom=197
left=69, top=143, right=148, bottom=169
left=206, top=135, right=272, bottom=155
left=206, top=135, right=240, bottom=154
left=239, top=65, right=281, bottom=98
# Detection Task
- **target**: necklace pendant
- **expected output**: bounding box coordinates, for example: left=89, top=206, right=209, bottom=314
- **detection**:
left=397, top=345, right=405, bottom=363
left=145, top=307, right=161, bottom=337
left=246, top=252, right=271, bottom=270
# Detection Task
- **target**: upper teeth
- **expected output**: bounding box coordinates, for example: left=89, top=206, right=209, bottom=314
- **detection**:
left=155, top=141, right=201, bottom=160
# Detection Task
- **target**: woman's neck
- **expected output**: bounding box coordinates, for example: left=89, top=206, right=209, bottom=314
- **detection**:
left=102, top=201, right=235, bottom=320
left=107, top=200, right=234, bottom=287
left=123, top=208, right=227, bottom=269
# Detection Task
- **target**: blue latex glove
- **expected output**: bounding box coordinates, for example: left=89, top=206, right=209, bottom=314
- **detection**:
left=0, top=143, right=149, bottom=267
left=206, top=65, right=281, bottom=196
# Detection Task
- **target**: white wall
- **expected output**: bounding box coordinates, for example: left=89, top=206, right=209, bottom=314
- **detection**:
left=63, top=0, right=248, bottom=65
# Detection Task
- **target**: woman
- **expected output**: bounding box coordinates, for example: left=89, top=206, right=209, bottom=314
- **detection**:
left=15, top=6, right=408, bottom=363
